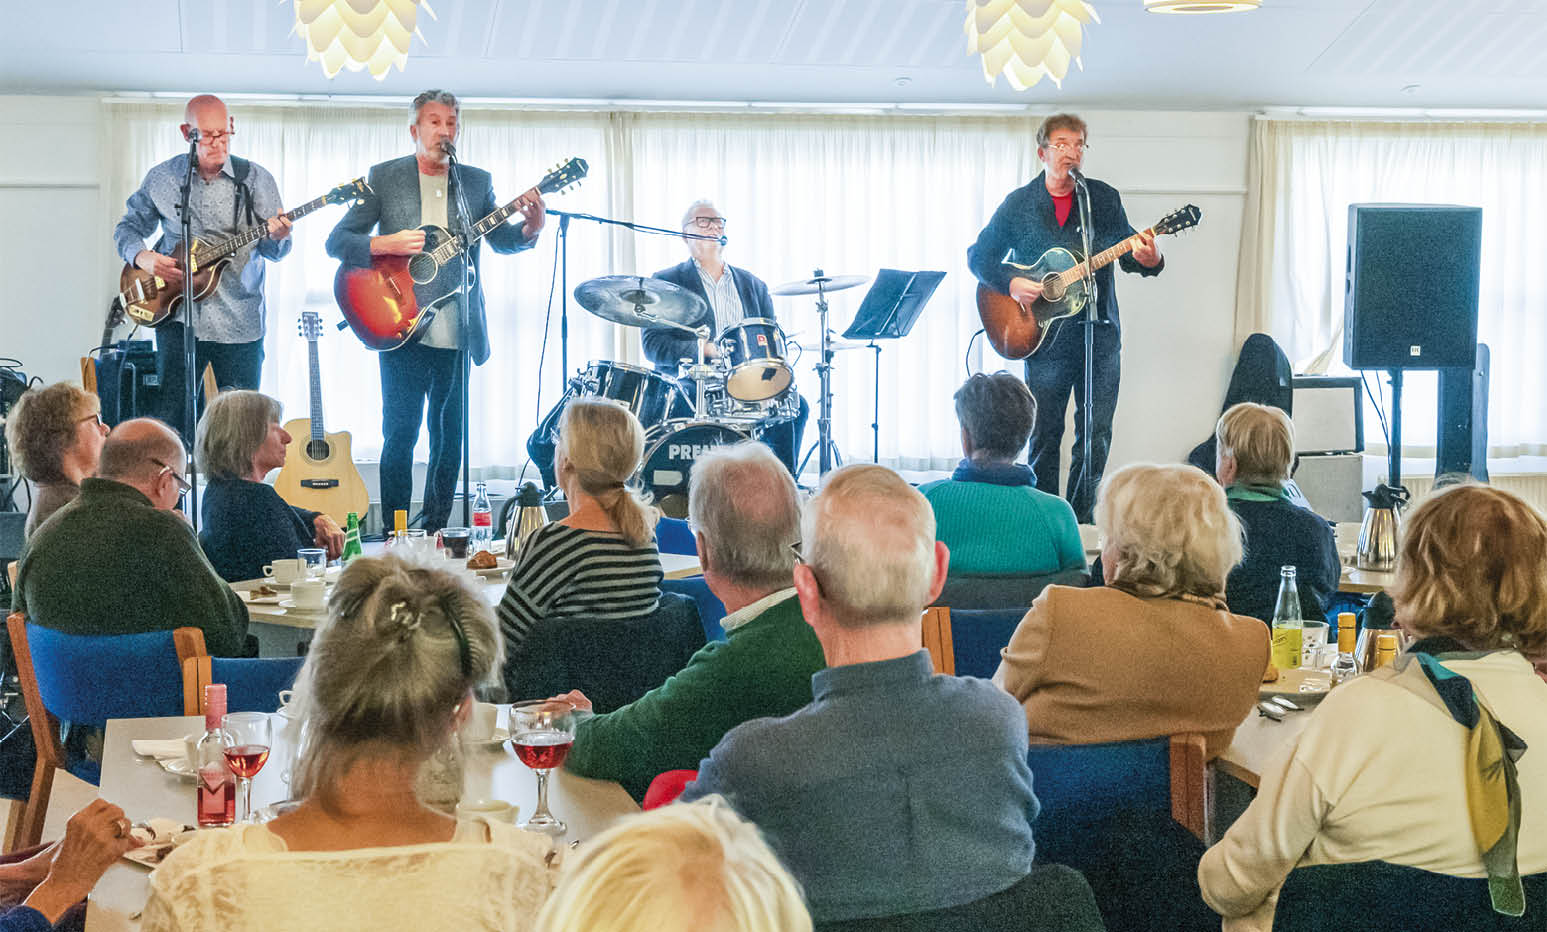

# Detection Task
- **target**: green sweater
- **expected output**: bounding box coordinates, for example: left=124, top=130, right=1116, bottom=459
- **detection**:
left=12, top=478, right=250, bottom=657
left=565, top=593, right=825, bottom=801
left=918, top=478, right=1085, bottom=576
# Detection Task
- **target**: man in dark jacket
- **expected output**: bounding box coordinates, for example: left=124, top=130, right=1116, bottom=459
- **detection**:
left=642, top=201, right=807, bottom=475
left=968, top=113, right=1164, bottom=522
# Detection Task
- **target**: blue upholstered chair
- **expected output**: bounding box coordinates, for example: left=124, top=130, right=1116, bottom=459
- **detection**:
left=6, top=613, right=206, bottom=848
left=182, top=656, right=304, bottom=715
left=1025, top=736, right=1216, bottom=932
left=933, top=566, right=1090, bottom=612
left=1272, top=862, right=1547, bottom=931
left=655, top=517, right=698, bottom=556
left=661, top=575, right=728, bottom=642
left=813, top=863, right=1105, bottom=932
left=918, top=607, right=1025, bottom=680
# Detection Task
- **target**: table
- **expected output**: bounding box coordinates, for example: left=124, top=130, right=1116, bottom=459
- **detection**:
left=86, top=712, right=640, bottom=931
left=1216, top=705, right=1310, bottom=789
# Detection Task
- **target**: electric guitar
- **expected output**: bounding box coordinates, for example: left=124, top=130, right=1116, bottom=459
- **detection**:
left=975, top=204, right=1202, bottom=360
left=108, top=178, right=370, bottom=329
left=334, top=157, right=589, bottom=352
left=272, top=311, right=371, bottom=525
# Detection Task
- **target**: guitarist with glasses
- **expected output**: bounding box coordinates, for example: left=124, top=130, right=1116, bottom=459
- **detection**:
left=113, top=94, right=294, bottom=439
left=967, top=113, right=1164, bottom=523
left=326, top=89, right=546, bottom=532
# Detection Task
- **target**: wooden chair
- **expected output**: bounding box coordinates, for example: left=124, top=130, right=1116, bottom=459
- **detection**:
left=921, top=607, right=954, bottom=674
left=182, top=655, right=303, bottom=716
left=5, top=613, right=205, bottom=849
left=920, top=606, right=1026, bottom=680
left=200, top=363, right=219, bottom=404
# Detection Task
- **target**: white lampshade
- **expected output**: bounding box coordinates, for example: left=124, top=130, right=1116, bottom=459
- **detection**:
left=964, top=0, right=1101, bottom=92
left=293, top=0, right=434, bottom=80
left=1144, top=0, right=1260, bottom=12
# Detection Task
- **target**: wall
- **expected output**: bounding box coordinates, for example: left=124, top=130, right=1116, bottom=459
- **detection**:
left=0, top=97, right=1251, bottom=482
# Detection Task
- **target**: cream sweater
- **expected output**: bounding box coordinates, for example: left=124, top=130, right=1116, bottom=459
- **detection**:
left=1198, top=651, right=1547, bottom=931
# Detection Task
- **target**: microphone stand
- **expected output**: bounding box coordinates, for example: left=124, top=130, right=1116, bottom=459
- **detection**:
left=446, top=146, right=478, bottom=528
left=178, top=135, right=201, bottom=529
left=1071, top=168, right=1099, bottom=522
left=544, top=208, right=723, bottom=404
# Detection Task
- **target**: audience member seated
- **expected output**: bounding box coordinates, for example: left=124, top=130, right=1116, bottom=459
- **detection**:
left=0, top=799, right=138, bottom=932
left=3, top=383, right=108, bottom=539
left=536, top=796, right=812, bottom=932
left=918, top=373, right=1083, bottom=576
left=561, top=443, right=825, bottom=801
left=11, top=418, right=249, bottom=657
left=1200, top=484, right=1547, bottom=930
left=195, top=391, right=343, bottom=583
left=498, top=399, right=663, bottom=687
left=144, top=555, right=553, bottom=931
left=995, top=463, right=1268, bottom=759
left=683, top=465, right=1038, bottom=924
left=1214, top=402, right=1339, bottom=623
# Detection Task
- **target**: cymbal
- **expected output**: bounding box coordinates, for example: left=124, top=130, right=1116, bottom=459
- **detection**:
left=793, top=340, right=869, bottom=353
left=574, top=276, right=706, bottom=328
left=770, top=273, right=869, bottom=296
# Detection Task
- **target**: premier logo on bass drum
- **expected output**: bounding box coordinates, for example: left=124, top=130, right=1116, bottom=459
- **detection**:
left=667, top=443, right=724, bottom=459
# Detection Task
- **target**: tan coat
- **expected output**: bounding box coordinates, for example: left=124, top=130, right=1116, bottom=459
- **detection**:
left=993, top=584, right=1270, bottom=759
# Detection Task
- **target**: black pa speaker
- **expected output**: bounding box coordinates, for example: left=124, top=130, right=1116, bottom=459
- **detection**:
left=1436, top=343, right=1489, bottom=483
left=1343, top=204, right=1482, bottom=370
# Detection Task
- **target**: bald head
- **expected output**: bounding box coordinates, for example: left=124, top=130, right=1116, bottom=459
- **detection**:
left=800, top=465, right=940, bottom=627
left=184, top=95, right=227, bottom=126
left=182, top=95, right=231, bottom=176
left=100, top=419, right=185, bottom=489
left=687, top=443, right=800, bottom=592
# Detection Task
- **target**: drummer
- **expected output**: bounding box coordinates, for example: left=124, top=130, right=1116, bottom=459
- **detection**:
left=643, top=200, right=808, bottom=476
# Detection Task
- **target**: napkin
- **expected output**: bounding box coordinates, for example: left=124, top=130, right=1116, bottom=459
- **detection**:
left=132, top=739, right=188, bottom=760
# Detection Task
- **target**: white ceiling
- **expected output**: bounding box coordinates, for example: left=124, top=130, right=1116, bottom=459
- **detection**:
left=2, top=0, right=1546, bottom=110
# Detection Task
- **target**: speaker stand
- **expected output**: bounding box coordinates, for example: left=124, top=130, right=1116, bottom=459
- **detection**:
left=1385, top=368, right=1403, bottom=488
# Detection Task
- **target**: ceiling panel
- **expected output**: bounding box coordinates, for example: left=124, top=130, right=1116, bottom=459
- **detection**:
left=0, top=0, right=183, bottom=52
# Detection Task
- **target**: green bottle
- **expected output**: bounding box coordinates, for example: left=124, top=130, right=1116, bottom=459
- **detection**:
left=342, top=512, right=363, bottom=564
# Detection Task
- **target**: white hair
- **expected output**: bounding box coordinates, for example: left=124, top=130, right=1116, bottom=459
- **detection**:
left=1096, top=463, right=1244, bottom=600
left=800, top=464, right=936, bottom=627
left=681, top=199, right=718, bottom=230
left=688, top=443, right=800, bottom=590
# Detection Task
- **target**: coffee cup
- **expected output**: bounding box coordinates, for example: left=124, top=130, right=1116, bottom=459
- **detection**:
left=461, top=701, right=499, bottom=743
left=455, top=799, right=518, bottom=824
left=291, top=578, right=326, bottom=611
left=263, top=559, right=304, bottom=585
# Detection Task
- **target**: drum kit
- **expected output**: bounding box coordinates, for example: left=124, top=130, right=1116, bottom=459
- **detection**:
left=531, top=271, right=868, bottom=515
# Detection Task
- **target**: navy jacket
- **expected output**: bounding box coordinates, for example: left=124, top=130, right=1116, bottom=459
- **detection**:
left=198, top=477, right=320, bottom=583
left=1226, top=494, right=1342, bottom=624
left=325, top=155, right=534, bottom=365
left=641, top=260, right=776, bottom=371
left=967, top=171, right=1162, bottom=341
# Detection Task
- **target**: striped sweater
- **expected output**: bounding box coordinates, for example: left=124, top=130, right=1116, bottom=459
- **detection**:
left=495, top=523, right=663, bottom=652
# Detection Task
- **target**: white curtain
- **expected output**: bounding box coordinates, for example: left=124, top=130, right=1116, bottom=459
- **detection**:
left=104, top=102, right=1040, bottom=475
left=1235, top=117, right=1547, bottom=456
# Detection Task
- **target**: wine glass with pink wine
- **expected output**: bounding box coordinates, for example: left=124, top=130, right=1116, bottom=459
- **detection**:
left=508, top=699, right=577, bottom=836
left=221, top=712, right=273, bottom=823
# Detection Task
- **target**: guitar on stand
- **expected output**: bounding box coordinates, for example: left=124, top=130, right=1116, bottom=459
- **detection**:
left=334, top=158, right=589, bottom=351
left=975, top=204, right=1201, bottom=360
left=273, top=311, right=370, bottom=525
left=107, top=179, right=370, bottom=329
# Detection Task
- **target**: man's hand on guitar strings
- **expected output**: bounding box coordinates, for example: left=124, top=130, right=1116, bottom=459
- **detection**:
left=1008, top=276, right=1044, bottom=308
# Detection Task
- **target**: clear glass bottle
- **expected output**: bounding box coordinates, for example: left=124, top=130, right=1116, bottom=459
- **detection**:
left=471, top=481, right=493, bottom=552
left=1331, top=611, right=1361, bottom=684
left=1374, top=632, right=1399, bottom=669
left=1270, top=565, right=1304, bottom=671
left=196, top=684, right=236, bottom=827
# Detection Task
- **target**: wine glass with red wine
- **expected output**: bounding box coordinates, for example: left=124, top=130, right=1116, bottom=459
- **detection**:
left=508, top=699, right=577, bottom=836
left=221, top=712, right=273, bottom=823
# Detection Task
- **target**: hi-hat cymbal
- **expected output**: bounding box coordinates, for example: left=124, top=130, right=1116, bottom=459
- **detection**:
left=770, top=273, right=869, bottom=296
left=574, top=276, right=707, bottom=328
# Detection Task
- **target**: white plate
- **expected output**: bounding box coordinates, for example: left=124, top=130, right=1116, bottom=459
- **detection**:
left=461, top=726, right=511, bottom=749
left=158, top=757, right=197, bottom=782
left=278, top=599, right=327, bottom=613
left=1259, top=667, right=1334, bottom=705
left=240, top=590, right=284, bottom=604
left=470, top=558, right=515, bottom=578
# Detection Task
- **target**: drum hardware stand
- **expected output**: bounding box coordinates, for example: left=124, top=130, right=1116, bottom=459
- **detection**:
left=843, top=270, right=945, bottom=464
left=634, top=298, right=712, bottom=416
left=797, top=270, right=843, bottom=478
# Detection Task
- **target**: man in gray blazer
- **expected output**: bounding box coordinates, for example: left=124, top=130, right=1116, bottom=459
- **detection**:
left=326, top=89, right=545, bottom=531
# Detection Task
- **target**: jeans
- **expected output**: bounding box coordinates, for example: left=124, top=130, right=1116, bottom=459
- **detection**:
left=1024, top=320, right=1121, bottom=523
left=379, top=342, right=464, bottom=531
left=155, top=323, right=264, bottom=440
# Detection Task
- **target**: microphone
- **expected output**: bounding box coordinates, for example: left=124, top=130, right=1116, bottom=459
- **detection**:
left=719, top=234, right=729, bottom=246
left=440, top=140, right=456, bottom=159
left=1069, top=166, right=1086, bottom=185
left=185, top=127, right=201, bottom=143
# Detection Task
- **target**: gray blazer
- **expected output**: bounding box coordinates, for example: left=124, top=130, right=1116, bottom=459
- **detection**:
left=325, top=154, right=534, bottom=365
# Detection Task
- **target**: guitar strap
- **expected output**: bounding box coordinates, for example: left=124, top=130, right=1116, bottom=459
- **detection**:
left=229, top=156, right=260, bottom=229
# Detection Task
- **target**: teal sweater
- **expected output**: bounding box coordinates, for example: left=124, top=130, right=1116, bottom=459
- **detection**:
left=564, top=593, right=825, bottom=801
left=919, top=477, right=1085, bottom=575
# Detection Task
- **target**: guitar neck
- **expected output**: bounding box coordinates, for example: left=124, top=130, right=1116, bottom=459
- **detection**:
left=205, top=194, right=332, bottom=262
left=1057, top=226, right=1157, bottom=288
left=306, top=336, right=324, bottom=440
left=428, top=181, right=539, bottom=265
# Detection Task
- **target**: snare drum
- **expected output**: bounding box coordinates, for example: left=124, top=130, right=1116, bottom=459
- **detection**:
left=639, top=420, right=750, bottom=517
left=719, top=319, right=792, bottom=402
left=574, top=360, right=687, bottom=431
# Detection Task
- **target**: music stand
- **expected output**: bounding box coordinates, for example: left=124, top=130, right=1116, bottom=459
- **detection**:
left=843, top=269, right=944, bottom=462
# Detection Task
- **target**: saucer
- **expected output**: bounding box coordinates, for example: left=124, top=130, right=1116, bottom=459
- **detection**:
left=157, top=757, right=197, bottom=782
left=460, top=726, right=511, bottom=749
left=279, top=599, right=327, bottom=613
left=470, top=558, right=515, bottom=578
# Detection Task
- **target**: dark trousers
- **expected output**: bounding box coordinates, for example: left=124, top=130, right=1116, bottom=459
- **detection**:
left=380, top=342, right=464, bottom=531
left=156, top=323, right=264, bottom=441
left=1024, top=321, right=1120, bottom=523
left=765, top=395, right=808, bottom=478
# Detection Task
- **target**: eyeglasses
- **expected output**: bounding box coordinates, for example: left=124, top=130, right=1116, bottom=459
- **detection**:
left=77, top=412, right=103, bottom=429
left=151, top=458, right=192, bottom=493
left=200, top=130, right=236, bottom=144
left=788, top=541, right=824, bottom=593
left=1045, top=142, right=1089, bottom=154
left=689, top=216, right=728, bottom=229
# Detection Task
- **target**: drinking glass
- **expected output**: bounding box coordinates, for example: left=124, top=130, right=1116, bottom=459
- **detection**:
left=297, top=547, right=327, bottom=578
left=441, top=527, right=472, bottom=559
left=222, top=712, right=273, bottom=823
left=508, top=699, right=576, bottom=836
left=391, top=528, right=430, bottom=557
left=1299, top=620, right=1331, bottom=669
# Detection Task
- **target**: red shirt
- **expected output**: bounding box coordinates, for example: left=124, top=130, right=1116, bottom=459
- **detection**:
left=1052, top=191, right=1074, bottom=227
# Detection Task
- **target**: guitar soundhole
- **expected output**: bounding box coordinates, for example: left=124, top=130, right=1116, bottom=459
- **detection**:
left=306, top=439, right=331, bottom=461
left=407, top=252, right=438, bottom=285
left=1041, top=275, right=1065, bottom=303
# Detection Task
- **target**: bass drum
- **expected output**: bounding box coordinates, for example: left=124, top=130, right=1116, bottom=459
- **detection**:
left=639, top=420, right=750, bottom=518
